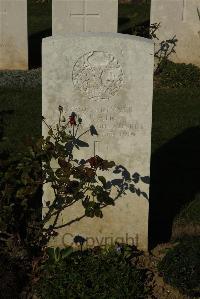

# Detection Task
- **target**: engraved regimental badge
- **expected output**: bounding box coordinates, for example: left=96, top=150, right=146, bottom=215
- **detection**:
left=72, top=51, right=124, bottom=100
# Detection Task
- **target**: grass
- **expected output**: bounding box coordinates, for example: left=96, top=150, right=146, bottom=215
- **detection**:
left=158, top=237, right=200, bottom=298
left=152, top=87, right=200, bottom=153
left=0, top=88, right=41, bottom=151
left=175, top=196, right=200, bottom=225
left=28, top=0, right=52, bottom=35
left=118, top=1, right=151, bottom=34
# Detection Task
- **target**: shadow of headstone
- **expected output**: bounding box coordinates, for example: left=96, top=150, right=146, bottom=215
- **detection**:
left=28, top=28, right=52, bottom=69
left=149, top=126, right=200, bottom=248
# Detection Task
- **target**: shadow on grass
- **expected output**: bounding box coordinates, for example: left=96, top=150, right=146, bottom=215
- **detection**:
left=28, top=28, right=52, bottom=69
left=0, top=110, right=14, bottom=141
left=149, top=126, right=200, bottom=249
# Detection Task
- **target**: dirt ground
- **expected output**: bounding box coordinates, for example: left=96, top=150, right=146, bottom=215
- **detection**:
left=132, top=243, right=192, bottom=299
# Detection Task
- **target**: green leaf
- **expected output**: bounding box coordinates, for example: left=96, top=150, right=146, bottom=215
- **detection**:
left=55, top=168, right=64, bottom=178
left=98, top=176, right=107, bottom=188
left=54, top=247, right=61, bottom=262
left=46, top=247, right=55, bottom=261
left=103, top=196, right=114, bottom=206
left=60, top=247, right=73, bottom=259
left=94, top=209, right=103, bottom=218
left=85, top=208, right=95, bottom=218
left=78, top=117, right=82, bottom=124
left=45, top=136, right=51, bottom=143
left=75, top=139, right=89, bottom=148
left=90, top=125, right=98, bottom=136
left=16, top=188, right=26, bottom=199
left=82, top=196, right=90, bottom=208
left=48, top=128, right=53, bottom=136
left=21, top=198, right=28, bottom=208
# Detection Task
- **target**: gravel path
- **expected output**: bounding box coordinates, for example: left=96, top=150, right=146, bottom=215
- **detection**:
left=0, top=68, right=41, bottom=89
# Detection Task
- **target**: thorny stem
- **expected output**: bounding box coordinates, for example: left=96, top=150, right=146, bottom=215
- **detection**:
left=58, top=109, right=62, bottom=128
left=42, top=119, right=57, bottom=140
left=54, top=215, right=85, bottom=229
left=74, top=123, right=80, bottom=138
left=53, top=186, right=125, bottom=230
left=77, top=129, right=90, bottom=140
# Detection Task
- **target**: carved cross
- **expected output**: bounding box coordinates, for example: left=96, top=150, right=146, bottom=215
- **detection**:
left=197, top=6, right=200, bottom=38
left=69, top=0, right=100, bottom=32
left=197, top=6, right=200, bottom=21
left=182, top=0, right=186, bottom=21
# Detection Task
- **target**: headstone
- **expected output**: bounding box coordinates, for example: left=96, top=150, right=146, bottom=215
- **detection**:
left=150, top=0, right=200, bottom=68
left=0, top=0, right=28, bottom=70
left=52, top=0, right=118, bottom=34
left=42, top=33, right=154, bottom=251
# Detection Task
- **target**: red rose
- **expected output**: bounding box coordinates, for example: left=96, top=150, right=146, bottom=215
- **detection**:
left=69, top=115, right=76, bottom=126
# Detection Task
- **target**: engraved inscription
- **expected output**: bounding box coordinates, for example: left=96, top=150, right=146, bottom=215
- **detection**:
left=182, top=0, right=185, bottom=21
left=72, top=51, right=124, bottom=100
left=62, top=105, right=144, bottom=138
left=0, top=11, right=7, bottom=16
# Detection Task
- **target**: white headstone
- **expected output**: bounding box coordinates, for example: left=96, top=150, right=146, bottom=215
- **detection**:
left=0, top=0, right=28, bottom=70
left=52, top=0, right=118, bottom=34
left=150, top=0, right=200, bottom=68
left=42, top=33, right=154, bottom=251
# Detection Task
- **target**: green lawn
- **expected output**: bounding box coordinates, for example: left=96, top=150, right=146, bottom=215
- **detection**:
left=28, top=0, right=52, bottom=35
left=152, top=87, right=200, bottom=153
left=118, top=1, right=150, bottom=34
left=0, top=87, right=41, bottom=151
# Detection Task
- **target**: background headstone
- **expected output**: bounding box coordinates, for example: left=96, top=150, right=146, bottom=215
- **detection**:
left=42, top=33, right=154, bottom=251
left=0, top=0, right=28, bottom=70
left=150, top=0, right=200, bottom=68
left=52, top=0, right=118, bottom=34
